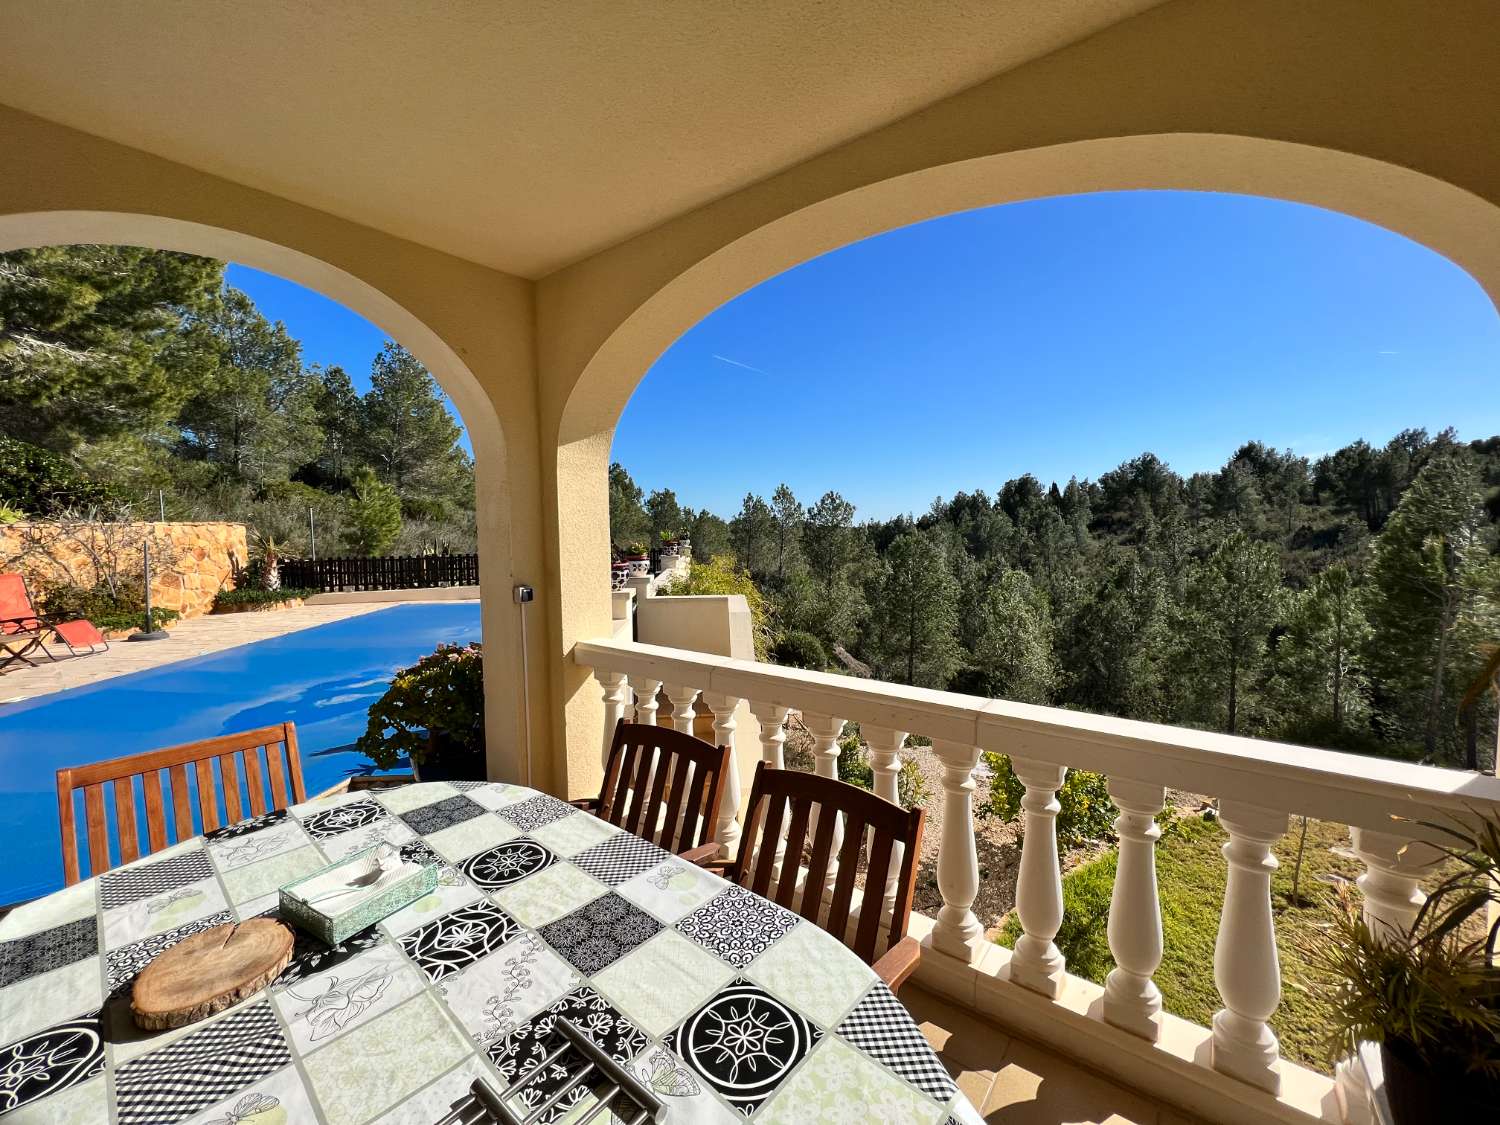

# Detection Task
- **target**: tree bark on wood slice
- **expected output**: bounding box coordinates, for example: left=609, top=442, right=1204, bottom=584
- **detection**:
left=132, top=918, right=294, bottom=1030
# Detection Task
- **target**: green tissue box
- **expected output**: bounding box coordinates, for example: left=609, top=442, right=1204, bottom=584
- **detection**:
left=279, top=845, right=438, bottom=945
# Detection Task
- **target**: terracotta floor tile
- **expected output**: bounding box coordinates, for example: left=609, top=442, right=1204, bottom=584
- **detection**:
left=980, top=1037, right=1160, bottom=1125
left=901, top=985, right=1012, bottom=1074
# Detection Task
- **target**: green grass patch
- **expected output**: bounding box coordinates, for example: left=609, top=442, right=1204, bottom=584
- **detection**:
left=998, top=814, right=1363, bottom=1073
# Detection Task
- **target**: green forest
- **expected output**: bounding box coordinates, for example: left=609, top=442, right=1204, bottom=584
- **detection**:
left=0, top=245, right=476, bottom=557
left=613, top=427, right=1500, bottom=770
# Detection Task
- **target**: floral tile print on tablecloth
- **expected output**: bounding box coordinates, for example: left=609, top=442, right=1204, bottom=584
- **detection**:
left=277, top=924, right=385, bottom=988
left=218, top=845, right=325, bottom=906
left=592, top=930, right=734, bottom=1037
left=0, top=1007, right=105, bottom=1117
left=177, top=1064, right=320, bottom=1125
left=375, top=782, right=457, bottom=814
left=302, top=991, right=472, bottom=1125
left=744, top=919, right=874, bottom=1028
left=102, top=876, right=229, bottom=950
left=462, top=781, right=525, bottom=811
left=106, top=910, right=234, bottom=994
left=461, top=839, right=556, bottom=890
left=630, top=1046, right=742, bottom=1125
left=399, top=794, right=487, bottom=836
left=486, top=986, right=649, bottom=1124
left=0, top=957, right=103, bottom=1047
left=273, top=943, right=423, bottom=1055
left=493, top=861, right=607, bottom=929
left=0, top=915, right=97, bottom=988
left=98, top=848, right=214, bottom=910
left=439, top=933, right=579, bottom=1046
left=495, top=793, right=576, bottom=832
left=568, top=832, right=672, bottom=887
left=675, top=884, right=798, bottom=970
left=114, top=1001, right=291, bottom=1125
left=664, top=977, right=821, bottom=1117
left=316, top=816, right=416, bottom=862
left=203, top=808, right=289, bottom=841
left=753, top=1034, right=948, bottom=1125
left=400, top=900, right=523, bottom=983
left=527, top=809, right=621, bottom=857
left=299, top=798, right=388, bottom=841
left=423, top=813, right=521, bottom=863
left=836, top=981, right=958, bottom=1103
left=208, top=818, right=308, bottom=871
left=617, top=856, right=724, bottom=922
left=539, top=892, right=661, bottom=975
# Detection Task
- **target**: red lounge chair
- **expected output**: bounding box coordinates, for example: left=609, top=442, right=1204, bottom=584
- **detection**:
left=0, top=572, right=107, bottom=671
left=53, top=618, right=109, bottom=657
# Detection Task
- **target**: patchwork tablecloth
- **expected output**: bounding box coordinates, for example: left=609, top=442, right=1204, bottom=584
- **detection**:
left=0, top=781, right=981, bottom=1124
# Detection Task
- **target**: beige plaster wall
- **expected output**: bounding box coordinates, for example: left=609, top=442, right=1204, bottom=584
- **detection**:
left=0, top=521, right=247, bottom=620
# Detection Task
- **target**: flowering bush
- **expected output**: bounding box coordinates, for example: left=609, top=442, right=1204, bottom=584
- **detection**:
left=980, top=752, right=1117, bottom=850
left=356, top=642, right=483, bottom=769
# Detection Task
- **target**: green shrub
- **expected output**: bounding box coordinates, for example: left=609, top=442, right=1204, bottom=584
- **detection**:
left=774, top=630, right=828, bottom=670
left=357, top=642, right=484, bottom=770
left=834, top=727, right=928, bottom=809
left=980, top=751, right=1117, bottom=849
left=0, top=437, right=116, bottom=516
left=41, top=582, right=177, bottom=632
left=212, top=587, right=315, bottom=611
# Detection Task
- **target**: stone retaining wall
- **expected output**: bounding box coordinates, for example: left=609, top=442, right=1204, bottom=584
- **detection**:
left=0, top=521, right=248, bottom=620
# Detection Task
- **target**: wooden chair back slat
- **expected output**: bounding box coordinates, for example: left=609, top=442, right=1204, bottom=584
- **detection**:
left=142, top=771, right=169, bottom=854
left=243, top=745, right=269, bottom=817
left=727, top=762, right=926, bottom=972
left=113, top=777, right=141, bottom=865
left=54, top=723, right=302, bottom=884
left=594, top=721, right=731, bottom=857
left=168, top=763, right=194, bottom=840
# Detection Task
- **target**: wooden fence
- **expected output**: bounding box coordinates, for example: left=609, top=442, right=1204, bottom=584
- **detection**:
left=278, top=554, right=479, bottom=592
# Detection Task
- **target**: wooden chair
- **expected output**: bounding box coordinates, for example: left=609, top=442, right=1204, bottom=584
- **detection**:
left=715, top=761, right=926, bottom=992
left=56, top=722, right=306, bottom=885
left=572, top=719, right=732, bottom=865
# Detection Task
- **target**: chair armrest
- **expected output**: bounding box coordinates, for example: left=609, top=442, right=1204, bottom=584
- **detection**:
left=568, top=797, right=601, bottom=812
left=872, top=936, right=922, bottom=994
left=676, top=842, right=723, bottom=867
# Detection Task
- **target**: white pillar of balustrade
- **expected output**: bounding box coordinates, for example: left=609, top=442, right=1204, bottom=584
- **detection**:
left=660, top=683, right=699, bottom=735
left=750, top=702, right=791, bottom=768
left=1102, top=778, right=1166, bottom=1039
left=1009, top=758, right=1069, bottom=997
left=701, top=692, right=744, bottom=858
left=594, top=670, right=630, bottom=770
left=631, top=677, right=663, bottom=727
left=1350, top=826, right=1433, bottom=939
left=1211, top=801, right=1289, bottom=1094
left=929, top=738, right=984, bottom=957
left=803, top=713, right=846, bottom=902
left=865, top=726, right=907, bottom=908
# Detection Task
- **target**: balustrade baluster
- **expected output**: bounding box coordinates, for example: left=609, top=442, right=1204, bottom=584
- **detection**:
left=1009, top=758, right=1068, bottom=997
left=1211, top=801, right=1288, bottom=1093
left=803, top=713, right=846, bottom=901
left=865, top=726, right=907, bottom=910
left=929, top=738, right=983, bottom=957
left=630, top=677, right=663, bottom=727
left=701, top=693, right=744, bottom=857
left=594, top=671, right=630, bottom=770
left=1102, top=779, right=1165, bottom=1038
left=661, top=684, right=698, bottom=735
left=749, top=703, right=791, bottom=874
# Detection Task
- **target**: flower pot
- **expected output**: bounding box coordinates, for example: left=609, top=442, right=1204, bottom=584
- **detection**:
left=413, top=727, right=487, bottom=782
left=1380, top=1039, right=1500, bottom=1124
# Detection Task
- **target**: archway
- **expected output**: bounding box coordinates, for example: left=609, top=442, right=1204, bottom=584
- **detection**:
left=0, top=211, right=528, bottom=783
left=550, top=131, right=1500, bottom=783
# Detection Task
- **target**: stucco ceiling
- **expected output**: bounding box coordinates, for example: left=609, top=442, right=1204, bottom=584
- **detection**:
left=0, top=1, right=1161, bottom=278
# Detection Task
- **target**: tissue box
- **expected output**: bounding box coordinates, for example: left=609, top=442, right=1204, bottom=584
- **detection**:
left=279, top=846, right=438, bottom=945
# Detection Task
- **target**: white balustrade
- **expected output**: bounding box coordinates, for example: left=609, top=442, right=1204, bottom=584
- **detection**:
left=1009, top=757, right=1069, bottom=997
left=631, top=676, right=662, bottom=727
left=1350, top=826, right=1434, bottom=938
left=1211, top=801, right=1289, bottom=1094
left=750, top=702, right=790, bottom=768
left=865, top=726, right=907, bottom=907
left=803, top=713, right=846, bottom=899
left=930, top=738, right=983, bottom=957
left=594, top=670, right=630, bottom=769
left=660, top=683, right=698, bottom=735
left=701, top=691, right=744, bottom=857
left=1102, top=778, right=1166, bottom=1039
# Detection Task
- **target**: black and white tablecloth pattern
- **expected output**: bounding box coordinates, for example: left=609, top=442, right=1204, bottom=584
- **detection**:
left=0, top=781, right=982, bottom=1124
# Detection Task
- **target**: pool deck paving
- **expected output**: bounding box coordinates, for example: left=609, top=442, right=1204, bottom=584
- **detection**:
left=0, top=602, right=395, bottom=705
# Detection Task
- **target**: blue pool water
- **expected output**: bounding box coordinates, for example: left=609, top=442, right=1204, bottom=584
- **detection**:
left=0, top=602, right=482, bottom=904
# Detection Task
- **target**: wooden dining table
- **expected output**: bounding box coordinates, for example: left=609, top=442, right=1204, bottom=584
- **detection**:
left=0, top=780, right=982, bottom=1124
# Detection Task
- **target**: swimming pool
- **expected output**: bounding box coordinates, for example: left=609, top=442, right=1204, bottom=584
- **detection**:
left=0, top=601, right=482, bottom=904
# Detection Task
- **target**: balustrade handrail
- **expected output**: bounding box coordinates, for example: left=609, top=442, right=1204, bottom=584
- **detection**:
left=574, top=637, right=1500, bottom=835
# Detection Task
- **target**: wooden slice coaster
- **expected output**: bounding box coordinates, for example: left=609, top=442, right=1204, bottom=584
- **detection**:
left=131, top=918, right=294, bottom=1031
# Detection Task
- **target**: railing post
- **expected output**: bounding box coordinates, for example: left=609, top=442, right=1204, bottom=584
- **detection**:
left=630, top=677, right=663, bottom=727
left=1102, top=779, right=1166, bottom=1039
left=929, top=738, right=983, bottom=957
left=594, top=670, right=630, bottom=770
left=661, top=683, right=698, bottom=736
left=1349, top=826, right=1435, bottom=938
left=701, top=692, right=744, bottom=858
left=1211, top=800, right=1289, bottom=1094
left=803, top=713, right=846, bottom=900
left=1009, top=757, right=1069, bottom=997
left=865, top=726, right=907, bottom=908
left=749, top=702, right=790, bottom=768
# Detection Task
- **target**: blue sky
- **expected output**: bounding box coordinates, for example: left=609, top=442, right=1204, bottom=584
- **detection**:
left=229, top=191, right=1500, bottom=522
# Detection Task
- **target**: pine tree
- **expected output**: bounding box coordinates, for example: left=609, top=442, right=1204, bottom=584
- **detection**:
left=969, top=568, right=1056, bottom=703
left=361, top=342, right=463, bottom=498
left=311, top=364, right=363, bottom=486
left=871, top=531, right=960, bottom=688
left=770, top=483, right=804, bottom=580
left=803, top=491, right=856, bottom=585
left=608, top=462, right=649, bottom=549
left=343, top=467, right=402, bottom=555
left=645, top=488, right=683, bottom=544
left=1269, top=563, right=1371, bottom=740
left=729, top=493, right=776, bottom=575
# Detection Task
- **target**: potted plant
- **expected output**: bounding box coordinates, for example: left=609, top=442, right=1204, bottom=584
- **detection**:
left=623, top=541, right=650, bottom=577
left=356, top=642, right=486, bottom=781
left=1305, top=814, right=1500, bottom=1122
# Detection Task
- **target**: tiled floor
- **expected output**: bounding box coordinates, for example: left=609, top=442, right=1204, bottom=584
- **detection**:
left=902, top=986, right=1208, bottom=1125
